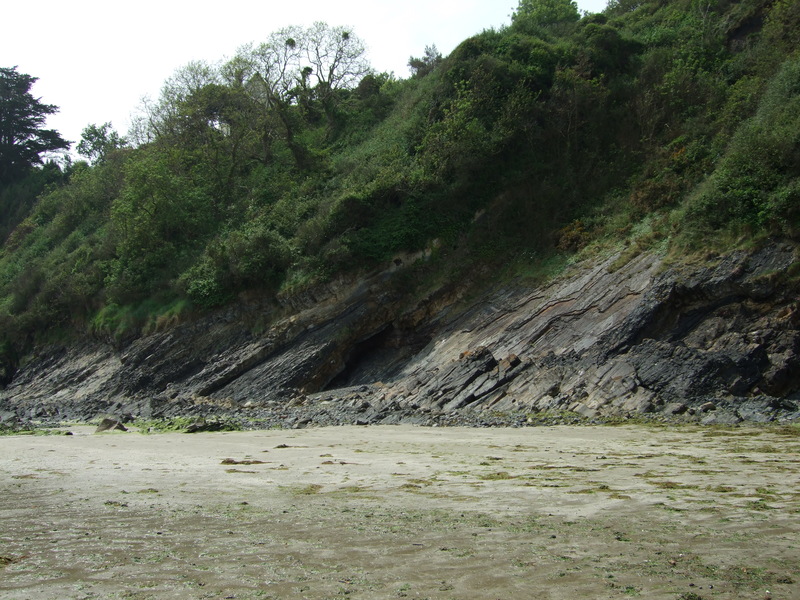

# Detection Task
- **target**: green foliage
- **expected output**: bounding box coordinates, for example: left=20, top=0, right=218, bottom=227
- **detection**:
left=761, top=0, right=800, bottom=57
left=90, top=297, right=190, bottom=340
left=180, top=222, right=293, bottom=307
left=513, top=0, right=581, bottom=27
left=132, top=416, right=241, bottom=433
left=0, top=161, right=65, bottom=243
left=419, top=80, right=494, bottom=178
left=77, top=122, right=126, bottom=165
left=2, top=6, right=800, bottom=359
left=344, top=196, right=434, bottom=262
left=686, top=55, right=800, bottom=236
left=0, top=158, right=120, bottom=357
left=106, top=146, right=216, bottom=303
left=408, top=45, right=443, bottom=78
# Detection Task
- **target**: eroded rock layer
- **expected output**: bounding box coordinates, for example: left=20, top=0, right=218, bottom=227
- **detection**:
left=2, top=244, right=798, bottom=426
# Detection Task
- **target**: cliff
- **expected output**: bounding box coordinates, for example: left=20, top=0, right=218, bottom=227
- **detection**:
left=2, top=242, right=798, bottom=427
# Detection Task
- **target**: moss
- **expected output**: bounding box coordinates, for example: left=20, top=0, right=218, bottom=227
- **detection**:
left=479, top=471, right=516, bottom=481
left=133, top=417, right=241, bottom=434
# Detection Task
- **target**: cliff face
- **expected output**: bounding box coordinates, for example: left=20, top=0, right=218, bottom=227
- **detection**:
left=2, top=243, right=799, bottom=426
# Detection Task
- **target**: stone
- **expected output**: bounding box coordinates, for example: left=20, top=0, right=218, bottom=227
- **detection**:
left=0, top=410, right=18, bottom=423
left=95, top=418, right=127, bottom=433
left=664, top=402, right=688, bottom=415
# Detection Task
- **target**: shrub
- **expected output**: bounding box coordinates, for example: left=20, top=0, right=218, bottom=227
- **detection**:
left=686, top=55, right=800, bottom=235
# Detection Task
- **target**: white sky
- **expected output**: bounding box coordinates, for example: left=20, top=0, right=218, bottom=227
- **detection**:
left=2, top=0, right=608, bottom=149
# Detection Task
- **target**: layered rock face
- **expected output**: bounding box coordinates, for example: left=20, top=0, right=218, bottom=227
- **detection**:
left=2, top=244, right=798, bottom=426
left=311, top=244, right=800, bottom=425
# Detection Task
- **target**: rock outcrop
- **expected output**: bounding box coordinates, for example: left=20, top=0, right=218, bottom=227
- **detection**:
left=2, top=242, right=798, bottom=426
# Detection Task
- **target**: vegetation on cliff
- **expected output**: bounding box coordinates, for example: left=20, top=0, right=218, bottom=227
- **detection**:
left=0, top=0, right=798, bottom=379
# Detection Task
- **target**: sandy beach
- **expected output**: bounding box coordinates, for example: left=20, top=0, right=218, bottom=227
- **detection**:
left=1, top=424, right=798, bottom=599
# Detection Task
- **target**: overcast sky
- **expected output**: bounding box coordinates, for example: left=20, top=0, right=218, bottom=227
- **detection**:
left=2, top=0, right=609, bottom=150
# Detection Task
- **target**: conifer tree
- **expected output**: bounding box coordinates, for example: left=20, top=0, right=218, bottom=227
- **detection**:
left=0, top=66, right=70, bottom=185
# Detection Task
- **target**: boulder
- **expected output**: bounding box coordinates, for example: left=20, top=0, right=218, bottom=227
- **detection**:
left=95, top=418, right=127, bottom=433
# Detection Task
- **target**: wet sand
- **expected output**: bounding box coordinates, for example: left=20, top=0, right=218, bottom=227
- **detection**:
left=1, top=424, right=799, bottom=599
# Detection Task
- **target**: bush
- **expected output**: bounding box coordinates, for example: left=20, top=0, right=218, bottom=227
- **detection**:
left=686, top=55, right=800, bottom=235
left=180, top=223, right=292, bottom=307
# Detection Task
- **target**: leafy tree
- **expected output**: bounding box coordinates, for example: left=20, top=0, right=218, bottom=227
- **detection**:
left=177, top=82, right=272, bottom=204
left=133, top=60, right=220, bottom=145
left=408, top=45, right=443, bottom=78
left=512, top=0, right=581, bottom=27
left=0, top=67, right=70, bottom=185
left=226, top=35, right=307, bottom=164
left=77, top=122, right=126, bottom=164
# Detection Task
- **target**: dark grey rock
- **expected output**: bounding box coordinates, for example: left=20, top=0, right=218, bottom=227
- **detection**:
left=95, top=418, right=127, bottom=433
left=1, top=242, right=798, bottom=427
left=0, top=409, right=18, bottom=423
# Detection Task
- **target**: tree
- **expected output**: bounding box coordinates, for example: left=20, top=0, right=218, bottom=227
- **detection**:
left=77, top=122, right=126, bottom=164
left=132, top=60, right=220, bottom=145
left=300, top=22, right=371, bottom=103
left=226, top=36, right=310, bottom=167
left=227, top=23, right=370, bottom=107
left=0, top=67, right=70, bottom=185
left=512, top=0, right=581, bottom=27
left=408, top=45, right=443, bottom=78
left=223, top=23, right=371, bottom=167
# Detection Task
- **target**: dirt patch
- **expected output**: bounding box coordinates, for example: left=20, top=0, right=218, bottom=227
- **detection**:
left=1, top=425, right=798, bottom=599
